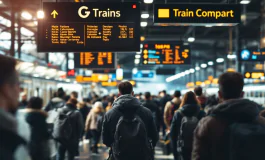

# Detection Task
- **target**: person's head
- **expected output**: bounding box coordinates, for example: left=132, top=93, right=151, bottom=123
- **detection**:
left=205, top=95, right=219, bottom=107
left=93, top=101, right=104, bottom=113
left=71, top=91, right=78, bottom=99
left=67, top=98, right=78, bottom=107
left=118, top=81, right=134, bottom=95
left=57, top=88, right=65, bottom=98
left=83, top=98, right=91, bottom=104
left=144, top=92, right=152, bottom=100
left=194, top=87, right=203, bottom=96
left=21, top=92, right=27, bottom=101
left=64, top=95, right=71, bottom=102
left=27, top=97, right=43, bottom=109
left=218, top=72, right=244, bottom=101
left=260, top=109, right=265, bottom=118
left=180, top=91, right=199, bottom=107
left=0, top=55, right=19, bottom=113
left=174, top=90, right=181, bottom=98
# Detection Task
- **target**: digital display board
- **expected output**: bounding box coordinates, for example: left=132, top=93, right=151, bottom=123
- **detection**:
left=74, top=52, right=116, bottom=69
left=244, top=72, right=265, bottom=79
left=142, top=42, right=191, bottom=65
left=154, top=4, right=240, bottom=25
left=239, top=49, right=265, bottom=61
left=38, top=2, right=140, bottom=52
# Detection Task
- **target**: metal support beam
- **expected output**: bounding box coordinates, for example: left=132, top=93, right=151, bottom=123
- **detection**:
left=10, top=5, right=15, bottom=57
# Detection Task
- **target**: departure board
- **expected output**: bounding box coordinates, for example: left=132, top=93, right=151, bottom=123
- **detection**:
left=38, top=2, right=140, bottom=52
left=74, top=52, right=116, bottom=69
left=142, top=42, right=191, bottom=65
left=239, top=49, right=265, bottom=61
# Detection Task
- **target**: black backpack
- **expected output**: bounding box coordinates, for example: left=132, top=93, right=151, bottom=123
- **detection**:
left=112, top=109, right=152, bottom=160
left=177, top=112, right=199, bottom=153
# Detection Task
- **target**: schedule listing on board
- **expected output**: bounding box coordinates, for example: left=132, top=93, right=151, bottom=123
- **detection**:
left=38, top=2, right=140, bottom=52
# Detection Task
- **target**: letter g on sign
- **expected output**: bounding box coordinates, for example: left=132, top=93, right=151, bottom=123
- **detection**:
left=78, top=6, right=90, bottom=18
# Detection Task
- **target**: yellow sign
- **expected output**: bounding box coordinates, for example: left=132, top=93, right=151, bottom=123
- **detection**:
left=245, top=72, right=251, bottom=78
left=204, top=80, right=211, bottom=85
left=186, top=82, right=195, bottom=88
left=245, top=72, right=264, bottom=79
left=255, top=64, right=263, bottom=70
left=196, top=81, right=202, bottom=86
left=208, top=76, right=214, bottom=81
left=158, top=9, right=170, bottom=18
left=212, top=78, right=219, bottom=84
left=227, top=68, right=236, bottom=72
left=76, top=74, right=109, bottom=83
left=102, top=81, right=117, bottom=87
left=51, top=10, right=58, bottom=18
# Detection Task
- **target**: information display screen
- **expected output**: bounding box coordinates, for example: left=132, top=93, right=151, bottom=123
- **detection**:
left=38, top=2, right=140, bottom=52
left=244, top=72, right=265, bottom=79
left=154, top=4, right=240, bottom=25
left=74, top=52, right=115, bottom=69
left=239, top=49, right=265, bottom=61
left=142, top=42, right=191, bottom=65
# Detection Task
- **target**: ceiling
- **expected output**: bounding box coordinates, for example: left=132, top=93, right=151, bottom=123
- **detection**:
left=0, top=0, right=262, bottom=71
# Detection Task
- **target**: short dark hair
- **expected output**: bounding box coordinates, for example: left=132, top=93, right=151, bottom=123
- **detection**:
left=0, top=55, right=17, bottom=87
left=28, top=97, right=43, bottom=109
left=145, top=92, right=151, bottom=99
left=162, top=90, right=166, bottom=94
left=118, top=81, right=133, bottom=95
left=67, top=98, right=78, bottom=106
left=218, top=72, right=244, bottom=99
left=174, top=90, right=181, bottom=98
left=194, top=87, right=203, bottom=96
left=71, top=91, right=78, bottom=98
left=57, top=89, right=65, bottom=98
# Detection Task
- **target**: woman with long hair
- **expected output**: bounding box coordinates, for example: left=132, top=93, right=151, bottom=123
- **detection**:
left=170, top=91, right=206, bottom=160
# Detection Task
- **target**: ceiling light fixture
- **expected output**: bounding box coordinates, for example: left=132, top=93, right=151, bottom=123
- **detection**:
left=0, top=1, right=3, bottom=4
left=189, top=68, right=195, bottom=73
left=185, top=70, right=191, bottom=75
left=135, top=55, right=141, bottom=59
left=205, top=25, right=212, bottom=27
left=208, top=61, right=214, bottom=66
left=201, top=64, right=207, bottom=68
left=141, top=22, right=148, bottom=27
left=141, top=13, right=149, bottom=19
left=240, top=0, right=251, bottom=4
left=21, top=11, right=32, bottom=20
left=227, top=54, right=237, bottom=59
left=187, top=37, right=195, bottom=42
left=144, top=0, right=153, bottom=4
left=37, top=10, right=45, bottom=19
left=195, top=67, right=200, bottom=70
left=216, top=58, right=225, bottom=63
left=134, top=59, right=140, bottom=64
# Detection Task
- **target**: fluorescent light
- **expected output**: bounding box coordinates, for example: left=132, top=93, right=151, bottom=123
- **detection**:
left=134, top=59, right=140, bottom=64
left=208, top=61, right=214, bottom=66
left=240, top=0, right=251, bottom=4
left=141, top=14, right=149, bottom=19
left=65, top=79, right=71, bottom=82
left=183, top=42, right=189, bottom=46
left=140, top=44, right=143, bottom=49
left=166, top=74, right=181, bottom=82
left=132, top=68, right=138, bottom=74
left=45, top=76, right=50, bottom=79
left=195, top=67, right=200, bottom=71
left=136, top=50, right=142, bottom=54
left=180, top=72, right=185, bottom=77
left=185, top=70, right=190, bottom=75
left=144, top=0, right=153, bottom=4
left=216, top=58, right=224, bottom=63
left=227, top=54, right=237, bottom=59
left=33, top=74, right=39, bottom=77
left=21, top=11, right=32, bottom=20
left=0, top=1, right=2, bottom=4
left=37, top=10, right=44, bottom=19
left=201, top=64, right=207, bottom=68
left=141, top=22, right=148, bottom=27
left=187, top=37, right=195, bottom=42
left=135, top=55, right=141, bottom=59
left=189, top=69, right=195, bottom=73
left=21, top=27, right=34, bottom=36
left=205, top=25, right=212, bottom=28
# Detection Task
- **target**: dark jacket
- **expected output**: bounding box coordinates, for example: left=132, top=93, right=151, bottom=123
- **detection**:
left=102, top=94, right=159, bottom=148
left=170, top=104, right=205, bottom=153
left=58, top=104, right=84, bottom=146
left=192, top=99, right=265, bottom=160
left=24, top=109, right=50, bottom=160
left=142, top=99, right=161, bottom=130
left=44, top=97, right=65, bottom=112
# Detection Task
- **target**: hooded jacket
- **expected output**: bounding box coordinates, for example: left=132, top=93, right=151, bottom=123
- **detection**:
left=142, top=99, right=161, bottom=130
left=170, top=104, right=205, bottom=153
left=102, top=94, right=159, bottom=148
left=192, top=99, right=265, bottom=160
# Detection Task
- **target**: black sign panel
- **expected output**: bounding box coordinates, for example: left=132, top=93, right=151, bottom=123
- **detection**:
left=154, top=4, right=240, bottom=25
left=142, top=42, right=191, bottom=65
left=38, top=2, right=140, bottom=52
left=239, top=49, right=265, bottom=61
left=74, top=52, right=116, bottom=69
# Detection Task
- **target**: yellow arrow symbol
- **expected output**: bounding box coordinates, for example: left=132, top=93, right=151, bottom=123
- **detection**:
left=51, top=10, right=58, bottom=18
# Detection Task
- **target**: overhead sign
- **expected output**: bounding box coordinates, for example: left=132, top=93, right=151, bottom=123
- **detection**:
left=76, top=74, right=109, bottom=83
left=244, top=72, right=265, bottom=79
left=239, top=49, right=265, bottom=61
left=101, top=80, right=136, bottom=87
left=74, top=52, right=115, bottom=69
left=142, top=42, right=191, bottom=65
left=154, top=4, right=240, bottom=25
left=133, top=70, right=155, bottom=79
left=38, top=2, right=140, bottom=52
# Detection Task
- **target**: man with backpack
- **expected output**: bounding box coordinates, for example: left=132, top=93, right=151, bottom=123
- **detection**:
left=164, top=90, right=182, bottom=131
left=102, top=81, right=159, bottom=160
left=53, top=98, right=84, bottom=160
left=192, top=72, right=265, bottom=160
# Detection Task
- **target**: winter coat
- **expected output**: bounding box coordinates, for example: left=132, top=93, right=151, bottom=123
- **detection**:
left=85, top=106, right=104, bottom=131
left=142, top=99, right=161, bottom=130
left=192, top=99, right=265, bottom=160
left=170, top=104, right=205, bottom=154
left=57, top=104, right=84, bottom=146
left=102, top=94, right=159, bottom=148
left=23, top=108, right=50, bottom=160
left=44, top=97, right=65, bottom=112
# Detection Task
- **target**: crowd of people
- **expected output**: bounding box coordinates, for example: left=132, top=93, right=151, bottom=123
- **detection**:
left=1, top=54, right=265, bottom=160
